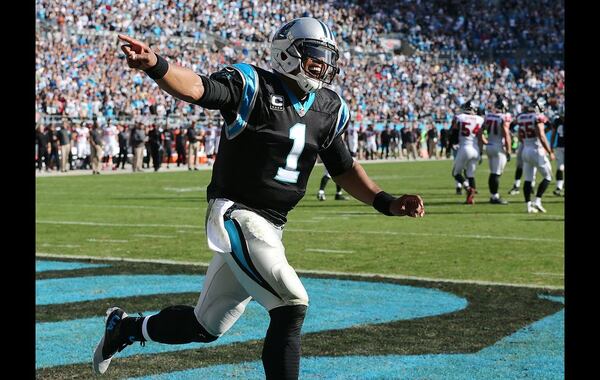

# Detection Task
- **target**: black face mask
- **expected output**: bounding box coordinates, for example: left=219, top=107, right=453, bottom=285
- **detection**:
left=286, top=39, right=340, bottom=84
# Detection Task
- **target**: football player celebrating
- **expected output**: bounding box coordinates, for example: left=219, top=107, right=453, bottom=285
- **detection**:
left=94, top=18, right=424, bottom=379
left=550, top=113, right=565, bottom=196
left=450, top=100, right=484, bottom=204
left=481, top=96, right=512, bottom=204
left=516, top=99, right=555, bottom=213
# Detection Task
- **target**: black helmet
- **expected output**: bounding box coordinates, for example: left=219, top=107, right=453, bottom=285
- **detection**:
left=461, top=100, right=477, bottom=114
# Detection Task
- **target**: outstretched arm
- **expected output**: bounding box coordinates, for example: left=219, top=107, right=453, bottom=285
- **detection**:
left=333, top=161, right=425, bottom=217
left=118, top=34, right=205, bottom=104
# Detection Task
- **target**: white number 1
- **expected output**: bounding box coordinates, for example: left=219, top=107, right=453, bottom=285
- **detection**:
left=274, top=123, right=306, bottom=184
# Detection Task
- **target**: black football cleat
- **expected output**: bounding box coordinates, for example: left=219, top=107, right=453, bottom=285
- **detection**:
left=489, top=197, right=508, bottom=205
left=335, top=193, right=348, bottom=201
left=93, top=307, right=142, bottom=374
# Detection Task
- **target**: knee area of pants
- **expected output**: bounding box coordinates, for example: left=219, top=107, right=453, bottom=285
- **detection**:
left=271, top=263, right=309, bottom=306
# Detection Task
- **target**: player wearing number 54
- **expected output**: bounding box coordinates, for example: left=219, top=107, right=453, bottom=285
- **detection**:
left=93, top=18, right=424, bottom=380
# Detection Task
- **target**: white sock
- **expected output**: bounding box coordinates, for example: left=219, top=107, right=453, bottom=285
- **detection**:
left=556, top=180, right=564, bottom=190
left=492, top=193, right=499, bottom=199
left=318, top=190, right=324, bottom=195
left=514, top=179, right=521, bottom=188
left=456, top=182, right=462, bottom=189
left=141, top=316, right=152, bottom=342
left=463, top=181, right=469, bottom=188
left=535, top=197, right=542, bottom=205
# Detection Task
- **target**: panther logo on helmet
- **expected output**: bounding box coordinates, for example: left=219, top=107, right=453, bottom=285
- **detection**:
left=271, top=17, right=340, bottom=93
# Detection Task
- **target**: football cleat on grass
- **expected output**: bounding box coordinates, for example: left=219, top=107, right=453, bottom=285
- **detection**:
left=553, top=188, right=563, bottom=196
left=533, top=202, right=547, bottom=213
left=465, top=187, right=476, bottom=204
left=456, top=187, right=462, bottom=195
left=93, top=307, right=143, bottom=374
left=508, top=186, right=520, bottom=195
left=317, top=193, right=326, bottom=201
left=489, top=197, right=508, bottom=205
left=335, top=193, right=348, bottom=201
left=527, top=204, right=539, bottom=213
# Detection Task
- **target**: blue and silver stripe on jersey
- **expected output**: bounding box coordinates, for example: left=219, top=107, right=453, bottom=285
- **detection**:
left=225, top=63, right=259, bottom=139
left=323, top=93, right=350, bottom=149
left=280, top=80, right=316, bottom=117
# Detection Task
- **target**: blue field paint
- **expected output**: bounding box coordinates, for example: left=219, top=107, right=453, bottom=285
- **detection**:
left=129, top=296, right=564, bottom=380
left=36, top=275, right=204, bottom=305
left=35, top=275, right=466, bottom=368
left=36, top=260, right=110, bottom=273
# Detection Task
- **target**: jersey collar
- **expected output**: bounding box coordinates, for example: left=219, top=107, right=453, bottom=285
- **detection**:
left=278, top=77, right=316, bottom=117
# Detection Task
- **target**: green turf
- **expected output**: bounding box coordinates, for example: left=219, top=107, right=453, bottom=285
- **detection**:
left=35, top=159, right=564, bottom=288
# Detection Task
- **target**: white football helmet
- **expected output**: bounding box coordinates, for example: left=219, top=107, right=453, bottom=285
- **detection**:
left=271, top=17, right=340, bottom=93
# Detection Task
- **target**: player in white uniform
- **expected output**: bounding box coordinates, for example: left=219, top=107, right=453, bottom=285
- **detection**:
left=365, top=125, right=378, bottom=160
left=481, top=97, right=512, bottom=204
left=345, top=122, right=359, bottom=157
left=75, top=123, right=91, bottom=169
left=451, top=101, right=484, bottom=204
left=204, top=123, right=217, bottom=165
left=550, top=114, right=565, bottom=196
left=102, top=122, right=119, bottom=170
left=517, top=99, right=555, bottom=213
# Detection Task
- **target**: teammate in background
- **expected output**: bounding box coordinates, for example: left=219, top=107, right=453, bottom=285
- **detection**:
left=390, top=125, right=401, bottom=159
left=175, top=125, right=187, bottom=167
left=102, top=120, right=119, bottom=171
left=75, top=122, right=91, bottom=170
left=345, top=121, right=359, bottom=158
left=317, top=165, right=347, bottom=201
left=186, top=121, right=200, bottom=170
left=365, top=124, right=377, bottom=160
left=550, top=114, right=565, bottom=196
left=380, top=124, right=391, bottom=159
left=517, top=99, right=554, bottom=213
left=204, top=122, right=217, bottom=165
left=163, top=124, right=174, bottom=169
left=101, top=18, right=424, bottom=380
left=482, top=97, right=512, bottom=204
left=451, top=100, right=484, bottom=204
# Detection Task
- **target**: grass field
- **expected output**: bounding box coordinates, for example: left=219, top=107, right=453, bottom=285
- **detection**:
left=36, top=158, right=564, bottom=288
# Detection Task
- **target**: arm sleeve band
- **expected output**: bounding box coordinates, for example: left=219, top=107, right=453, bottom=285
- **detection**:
left=195, top=75, right=235, bottom=110
left=373, top=191, right=396, bottom=216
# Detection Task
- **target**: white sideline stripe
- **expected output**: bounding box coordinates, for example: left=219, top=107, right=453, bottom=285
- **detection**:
left=87, top=238, right=129, bottom=243
left=36, top=220, right=200, bottom=229
left=57, top=204, right=203, bottom=211
left=133, top=234, right=176, bottom=239
left=163, top=186, right=207, bottom=192
left=306, top=249, right=355, bottom=253
left=36, top=220, right=561, bottom=242
left=35, top=253, right=563, bottom=290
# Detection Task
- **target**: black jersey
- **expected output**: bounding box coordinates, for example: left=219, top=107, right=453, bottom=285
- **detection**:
left=203, top=63, right=353, bottom=226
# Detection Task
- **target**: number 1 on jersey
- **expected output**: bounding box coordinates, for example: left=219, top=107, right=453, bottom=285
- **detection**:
left=275, top=123, right=306, bottom=184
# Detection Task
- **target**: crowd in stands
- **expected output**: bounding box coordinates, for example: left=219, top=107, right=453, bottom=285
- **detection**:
left=36, top=0, right=564, bottom=171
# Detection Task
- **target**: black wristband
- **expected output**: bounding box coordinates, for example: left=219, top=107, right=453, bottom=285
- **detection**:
left=373, top=191, right=396, bottom=216
left=144, top=54, right=169, bottom=80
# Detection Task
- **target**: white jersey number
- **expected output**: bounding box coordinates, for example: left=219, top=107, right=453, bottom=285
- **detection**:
left=275, top=123, right=306, bottom=184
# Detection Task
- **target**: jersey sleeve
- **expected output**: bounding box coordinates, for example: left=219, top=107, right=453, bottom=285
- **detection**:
left=319, top=134, right=354, bottom=177
left=205, top=63, right=260, bottom=140
left=321, top=93, right=350, bottom=150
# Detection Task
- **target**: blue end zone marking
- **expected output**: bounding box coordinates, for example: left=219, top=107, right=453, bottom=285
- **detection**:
left=130, top=297, right=564, bottom=380
left=35, top=275, right=203, bottom=305
left=36, top=275, right=466, bottom=368
left=36, top=260, right=110, bottom=273
left=223, top=220, right=262, bottom=284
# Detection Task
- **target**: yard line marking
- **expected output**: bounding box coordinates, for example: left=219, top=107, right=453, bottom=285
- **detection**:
left=163, top=186, right=207, bottom=192
left=133, top=234, right=176, bottom=239
left=35, top=253, right=564, bottom=290
left=36, top=220, right=200, bottom=229
left=38, top=243, right=81, bottom=248
left=533, top=272, right=564, bottom=277
left=36, top=221, right=561, bottom=243
left=285, top=228, right=562, bottom=243
left=50, top=204, right=203, bottom=211
left=87, top=238, right=129, bottom=243
left=306, top=249, right=355, bottom=253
